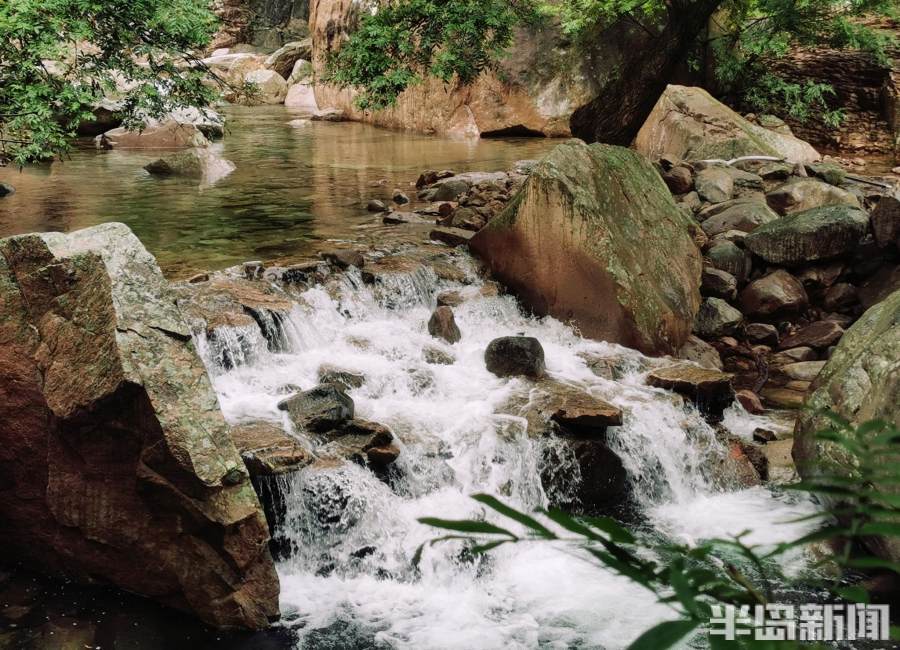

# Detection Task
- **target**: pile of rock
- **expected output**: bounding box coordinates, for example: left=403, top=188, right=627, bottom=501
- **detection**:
left=663, top=155, right=899, bottom=410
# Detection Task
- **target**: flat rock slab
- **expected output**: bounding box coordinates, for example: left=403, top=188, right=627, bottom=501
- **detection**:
left=647, top=364, right=734, bottom=421
left=231, top=421, right=312, bottom=476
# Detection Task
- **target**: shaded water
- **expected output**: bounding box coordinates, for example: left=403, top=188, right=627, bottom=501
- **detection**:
left=0, top=106, right=554, bottom=277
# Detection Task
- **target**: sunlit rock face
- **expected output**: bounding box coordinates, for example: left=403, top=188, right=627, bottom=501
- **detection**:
left=307, top=0, right=603, bottom=137
left=470, top=141, right=703, bottom=355
left=0, top=223, right=280, bottom=630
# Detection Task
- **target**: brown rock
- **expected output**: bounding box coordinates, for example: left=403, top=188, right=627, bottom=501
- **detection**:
left=322, top=249, right=365, bottom=269
left=822, top=283, right=858, bottom=312
left=752, top=428, right=777, bottom=443
left=739, top=270, right=808, bottom=318
left=779, top=321, right=844, bottom=350
left=871, top=196, right=900, bottom=249
left=95, top=120, right=209, bottom=149
left=231, top=422, right=312, bottom=476
left=676, top=335, right=724, bottom=370
left=744, top=322, right=779, bottom=346
left=736, top=389, right=765, bottom=414
left=548, top=390, right=623, bottom=433
left=770, top=347, right=817, bottom=365
left=428, top=306, right=462, bottom=344
left=760, top=387, right=807, bottom=409
left=646, top=364, right=735, bottom=421
left=0, top=224, right=279, bottom=630
left=662, top=165, right=694, bottom=194
left=429, top=227, right=474, bottom=248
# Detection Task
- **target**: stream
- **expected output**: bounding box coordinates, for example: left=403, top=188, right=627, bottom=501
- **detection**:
left=0, top=107, right=822, bottom=649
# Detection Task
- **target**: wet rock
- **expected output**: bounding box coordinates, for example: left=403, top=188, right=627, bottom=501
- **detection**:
left=700, top=200, right=778, bottom=237
left=539, top=383, right=623, bottom=434
left=871, top=196, right=900, bottom=250
left=0, top=182, right=14, bottom=197
left=701, top=267, right=738, bottom=300
left=428, top=306, right=461, bottom=344
left=719, top=440, right=762, bottom=488
left=436, top=290, right=465, bottom=307
left=744, top=204, right=870, bottom=265
left=485, top=336, right=545, bottom=378
left=779, top=321, right=844, bottom=350
left=429, top=227, right=474, bottom=248
left=736, top=389, right=765, bottom=414
left=278, top=385, right=355, bottom=432
left=763, top=439, right=797, bottom=484
left=417, top=169, right=456, bottom=187
left=423, top=346, right=455, bottom=365
left=367, top=199, right=388, bottom=212
left=694, top=297, right=743, bottom=338
left=739, top=270, right=808, bottom=318
left=231, top=421, right=312, bottom=476
left=144, top=148, right=235, bottom=184
left=662, top=165, right=694, bottom=194
left=242, top=69, right=288, bottom=104
left=676, top=335, right=724, bottom=370
left=634, top=85, right=820, bottom=164
left=695, top=167, right=734, bottom=204
left=322, top=249, right=364, bottom=269
left=753, top=428, right=777, bottom=443
left=383, top=211, right=431, bottom=225
left=765, top=178, right=859, bottom=215
left=745, top=322, right=780, bottom=346
left=392, top=190, right=410, bottom=205
left=95, top=119, right=209, bottom=149
left=647, top=364, right=735, bottom=421
left=471, top=141, right=702, bottom=355
left=321, top=419, right=398, bottom=469
left=431, top=178, right=471, bottom=202
left=318, top=366, right=366, bottom=391
left=0, top=224, right=278, bottom=629
left=706, top=241, right=753, bottom=284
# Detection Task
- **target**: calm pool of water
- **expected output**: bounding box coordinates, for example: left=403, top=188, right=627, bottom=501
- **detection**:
left=0, top=106, right=555, bottom=278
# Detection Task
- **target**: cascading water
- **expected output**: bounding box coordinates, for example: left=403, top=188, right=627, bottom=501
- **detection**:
left=194, top=250, right=820, bottom=649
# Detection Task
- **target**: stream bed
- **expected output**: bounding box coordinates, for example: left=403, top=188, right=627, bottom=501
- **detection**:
left=0, top=108, right=823, bottom=649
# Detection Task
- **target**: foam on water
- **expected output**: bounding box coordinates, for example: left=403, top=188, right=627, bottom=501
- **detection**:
left=194, top=253, right=820, bottom=649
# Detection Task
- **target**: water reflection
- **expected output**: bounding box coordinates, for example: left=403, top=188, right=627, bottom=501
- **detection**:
left=0, top=106, right=555, bottom=278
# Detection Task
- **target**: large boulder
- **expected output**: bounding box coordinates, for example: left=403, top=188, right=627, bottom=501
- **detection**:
left=739, top=270, right=809, bottom=318
left=700, top=199, right=778, bottom=237
left=95, top=119, right=210, bottom=149
left=794, top=289, right=900, bottom=561
left=242, top=69, right=289, bottom=105
left=470, top=141, right=702, bottom=355
left=264, top=39, right=312, bottom=79
left=485, top=336, right=546, bottom=378
left=0, top=224, right=279, bottom=629
left=744, top=204, right=870, bottom=265
left=633, top=85, right=821, bottom=164
left=144, top=148, right=236, bottom=185
left=646, top=364, right=734, bottom=421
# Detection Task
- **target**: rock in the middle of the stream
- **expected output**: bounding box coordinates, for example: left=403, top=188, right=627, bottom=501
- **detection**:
left=470, top=141, right=702, bottom=355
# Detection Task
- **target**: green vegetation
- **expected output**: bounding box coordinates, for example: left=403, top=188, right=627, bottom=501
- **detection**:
left=0, top=0, right=220, bottom=165
left=417, top=414, right=900, bottom=649
left=326, top=0, right=896, bottom=126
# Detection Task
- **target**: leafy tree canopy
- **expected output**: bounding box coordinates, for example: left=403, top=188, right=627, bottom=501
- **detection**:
left=326, top=0, right=898, bottom=125
left=0, top=0, right=220, bottom=165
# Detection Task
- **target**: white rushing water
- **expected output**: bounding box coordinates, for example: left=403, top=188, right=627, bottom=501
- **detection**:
left=194, top=250, right=819, bottom=649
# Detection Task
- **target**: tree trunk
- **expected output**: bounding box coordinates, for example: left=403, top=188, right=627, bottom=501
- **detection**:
left=570, top=0, right=723, bottom=145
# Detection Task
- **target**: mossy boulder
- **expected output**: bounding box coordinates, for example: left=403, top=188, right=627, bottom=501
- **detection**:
left=744, top=204, right=870, bottom=265
left=633, top=85, right=820, bottom=164
left=794, top=289, right=900, bottom=561
left=470, top=141, right=702, bottom=355
left=0, top=223, right=279, bottom=630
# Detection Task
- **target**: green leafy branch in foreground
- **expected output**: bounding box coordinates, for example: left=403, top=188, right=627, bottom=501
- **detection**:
left=0, top=0, right=223, bottom=165
left=416, top=415, right=900, bottom=649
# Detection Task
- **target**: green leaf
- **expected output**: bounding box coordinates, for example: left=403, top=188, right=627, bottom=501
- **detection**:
left=833, top=585, right=870, bottom=604
left=626, top=619, right=699, bottom=650
left=417, top=517, right=517, bottom=538
left=471, top=494, right=555, bottom=538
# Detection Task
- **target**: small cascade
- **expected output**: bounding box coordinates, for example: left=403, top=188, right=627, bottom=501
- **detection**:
left=194, top=249, right=820, bottom=649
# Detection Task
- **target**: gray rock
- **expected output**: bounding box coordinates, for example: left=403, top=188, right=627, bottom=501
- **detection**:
left=765, top=178, right=859, bottom=215
left=676, top=335, right=724, bottom=370
left=700, top=200, right=778, bottom=237
left=694, top=297, right=743, bottom=338
left=367, top=199, right=388, bottom=212
left=0, top=182, right=14, bottom=197
left=701, top=267, right=738, bottom=300
left=662, top=165, right=694, bottom=194
left=871, top=196, right=900, bottom=250
left=706, top=241, right=753, bottom=283
left=278, top=384, right=355, bottom=432
left=696, top=167, right=734, bottom=204
left=744, top=204, right=870, bottom=265
left=485, top=336, right=546, bottom=378
left=745, top=322, right=779, bottom=346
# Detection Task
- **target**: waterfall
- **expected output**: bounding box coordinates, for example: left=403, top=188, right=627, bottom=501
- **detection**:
left=194, top=252, right=819, bottom=649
